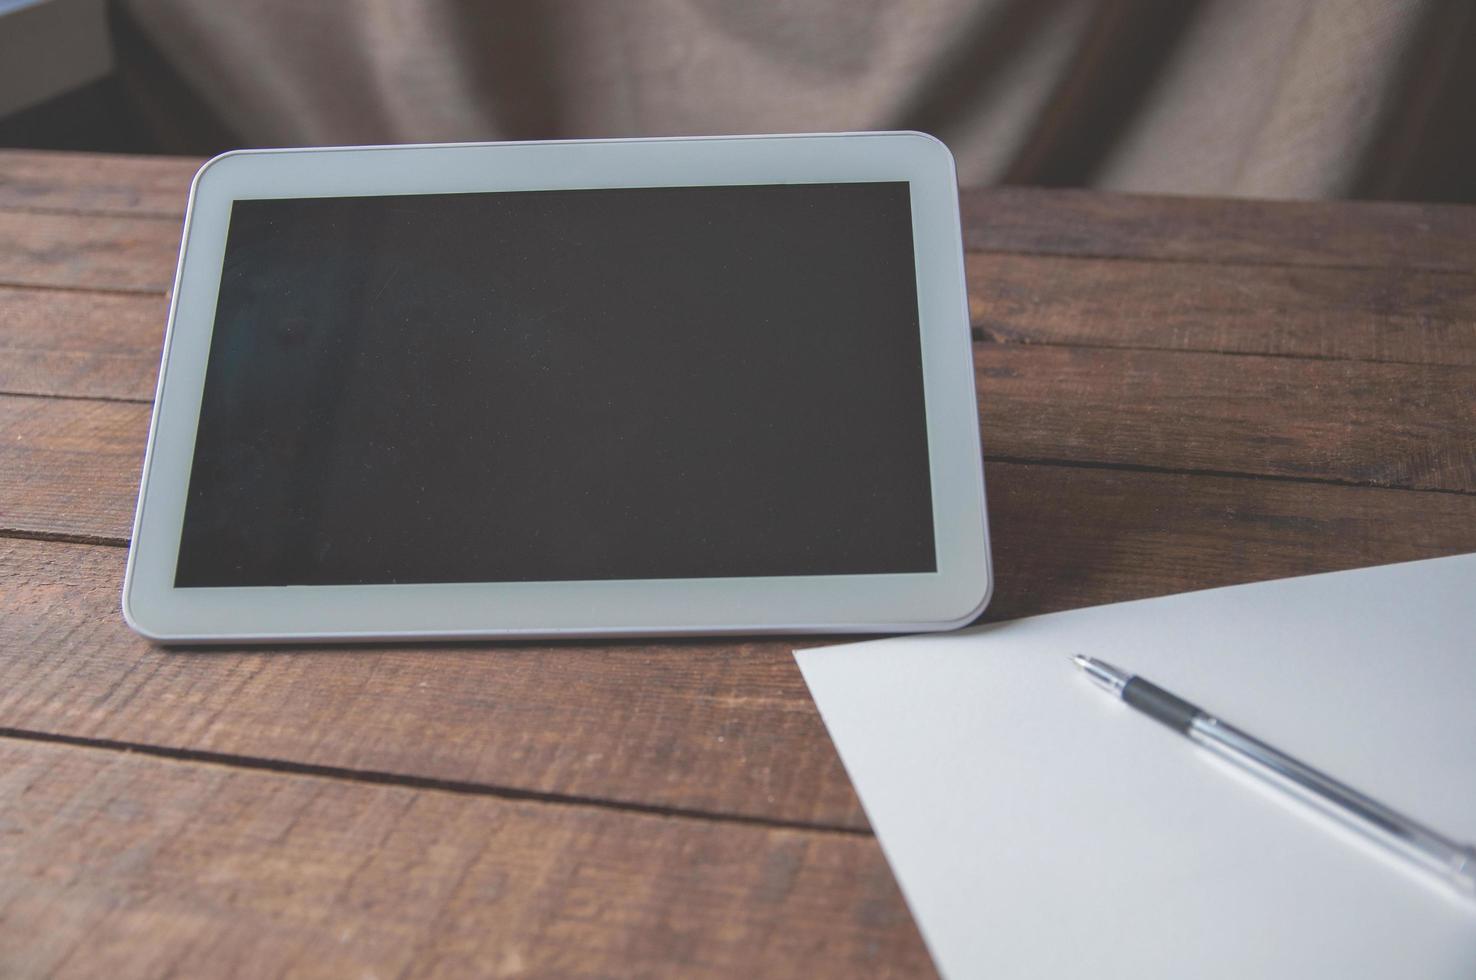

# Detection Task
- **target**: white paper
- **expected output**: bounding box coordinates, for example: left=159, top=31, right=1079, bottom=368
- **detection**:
left=796, top=555, right=1476, bottom=979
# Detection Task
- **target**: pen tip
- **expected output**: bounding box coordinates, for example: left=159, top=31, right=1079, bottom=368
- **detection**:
left=1071, top=654, right=1090, bottom=670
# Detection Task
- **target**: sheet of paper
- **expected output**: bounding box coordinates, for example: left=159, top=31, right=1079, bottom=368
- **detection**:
left=796, top=555, right=1476, bottom=979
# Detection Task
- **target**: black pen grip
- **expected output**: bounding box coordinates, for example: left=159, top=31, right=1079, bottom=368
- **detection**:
left=1122, top=676, right=1201, bottom=733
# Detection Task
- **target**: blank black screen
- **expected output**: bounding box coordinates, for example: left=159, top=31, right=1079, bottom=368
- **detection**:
left=176, top=182, right=935, bottom=587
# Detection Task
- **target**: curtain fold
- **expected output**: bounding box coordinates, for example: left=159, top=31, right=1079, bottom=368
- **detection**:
left=117, top=0, right=1474, bottom=201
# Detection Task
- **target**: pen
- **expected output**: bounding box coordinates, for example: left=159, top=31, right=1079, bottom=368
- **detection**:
left=1071, top=655, right=1476, bottom=900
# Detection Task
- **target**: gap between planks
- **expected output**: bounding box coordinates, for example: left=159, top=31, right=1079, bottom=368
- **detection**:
left=4, top=216, right=1473, bottom=284
left=5, top=449, right=1475, bottom=556
left=4, top=326, right=1466, bottom=406
left=0, top=527, right=126, bottom=548
left=963, top=245, right=1476, bottom=277
left=8, top=466, right=1474, bottom=828
left=0, top=388, right=151, bottom=405
left=5, top=323, right=1465, bottom=406
left=9, top=328, right=1464, bottom=406
left=0, top=204, right=185, bottom=221
left=966, top=329, right=1476, bottom=370
left=0, top=725, right=873, bottom=838
left=0, top=278, right=172, bottom=298
left=980, top=455, right=1476, bottom=499
left=5, top=438, right=1476, bottom=557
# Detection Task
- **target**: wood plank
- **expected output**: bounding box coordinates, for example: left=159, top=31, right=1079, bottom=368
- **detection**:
left=5, top=465, right=1475, bottom=830
left=4, top=150, right=1473, bottom=973
left=0, top=738, right=930, bottom=978
left=5, top=263, right=1471, bottom=421
left=4, top=150, right=1473, bottom=277
left=960, top=186, right=1476, bottom=272
left=0, top=395, right=146, bottom=542
left=0, top=286, right=165, bottom=400
left=0, top=209, right=179, bottom=294
left=2, top=253, right=1472, bottom=407
left=1, top=258, right=1472, bottom=409
left=968, top=253, right=1476, bottom=366
left=0, top=151, right=201, bottom=219
left=976, top=345, right=1476, bottom=493
left=4, top=340, right=1472, bottom=550
left=0, top=536, right=867, bottom=831
left=982, top=462, right=1476, bottom=620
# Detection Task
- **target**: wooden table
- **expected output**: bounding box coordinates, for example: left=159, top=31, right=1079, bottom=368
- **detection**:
left=2, top=150, right=1474, bottom=977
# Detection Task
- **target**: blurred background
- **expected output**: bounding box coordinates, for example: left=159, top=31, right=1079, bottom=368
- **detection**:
left=3, top=0, right=1473, bottom=202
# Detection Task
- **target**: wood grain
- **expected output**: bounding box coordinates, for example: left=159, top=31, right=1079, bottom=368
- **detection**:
left=0, top=395, right=147, bottom=542
left=5, top=148, right=1476, bottom=976
left=0, top=210, right=179, bottom=294
left=6, top=152, right=1473, bottom=275
left=981, top=462, right=1476, bottom=619
left=8, top=253, right=1474, bottom=409
left=976, top=345, right=1476, bottom=492
left=968, top=253, right=1476, bottom=366
left=0, top=538, right=863, bottom=831
left=2, top=256, right=1470, bottom=414
left=5, top=464, right=1474, bottom=830
left=0, top=150, right=201, bottom=218
left=0, top=738, right=930, bottom=978
left=4, top=340, right=1472, bottom=550
left=0, top=286, right=166, bottom=400
left=961, top=186, right=1476, bottom=272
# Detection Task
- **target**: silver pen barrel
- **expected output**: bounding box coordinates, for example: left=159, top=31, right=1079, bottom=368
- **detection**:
left=1190, top=716, right=1476, bottom=897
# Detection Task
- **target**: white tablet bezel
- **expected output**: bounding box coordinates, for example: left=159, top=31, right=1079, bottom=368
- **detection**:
left=123, top=132, right=991, bottom=642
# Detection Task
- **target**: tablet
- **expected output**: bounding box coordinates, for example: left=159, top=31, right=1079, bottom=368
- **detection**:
left=122, top=132, right=991, bottom=642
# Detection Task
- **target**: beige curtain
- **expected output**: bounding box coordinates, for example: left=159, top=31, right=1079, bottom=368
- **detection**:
left=119, top=0, right=1474, bottom=200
